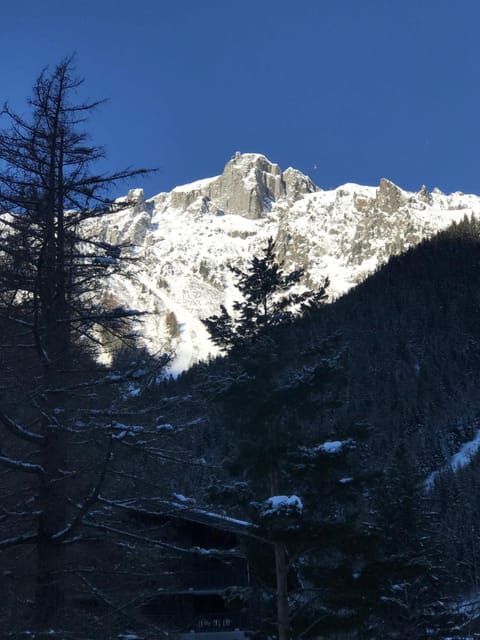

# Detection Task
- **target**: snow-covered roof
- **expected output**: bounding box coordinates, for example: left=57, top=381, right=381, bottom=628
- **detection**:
left=124, top=497, right=261, bottom=538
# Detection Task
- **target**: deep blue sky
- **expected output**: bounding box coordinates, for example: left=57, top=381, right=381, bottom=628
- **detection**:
left=1, top=1, right=480, bottom=197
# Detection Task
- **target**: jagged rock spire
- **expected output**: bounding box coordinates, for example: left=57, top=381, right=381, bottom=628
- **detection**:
left=166, top=153, right=318, bottom=219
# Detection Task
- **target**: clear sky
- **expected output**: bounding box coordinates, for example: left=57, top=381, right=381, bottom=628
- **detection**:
left=1, top=0, right=480, bottom=197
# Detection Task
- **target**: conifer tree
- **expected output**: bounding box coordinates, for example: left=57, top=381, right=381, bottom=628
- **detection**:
left=0, top=57, right=152, bottom=631
left=203, top=240, right=371, bottom=639
left=203, top=236, right=328, bottom=352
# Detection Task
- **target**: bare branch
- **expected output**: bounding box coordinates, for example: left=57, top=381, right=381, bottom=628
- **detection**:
left=0, top=453, right=45, bottom=475
left=0, top=530, right=38, bottom=550
left=82, top=519, right=239, bottom=556
left=52, top=436, right=112, bottom=541
left=0, top=408, right=44, bottom=443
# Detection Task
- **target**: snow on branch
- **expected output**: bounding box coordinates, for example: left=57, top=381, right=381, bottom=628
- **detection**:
left=300, top=439, right=354, bottom=459
left=317, top=440, right=346, bottom=454
left=0, top=530, right=38, bottom=549
left=260, top=495, right=303, bottom=517
left=0, top=408, right=44, bottom=443
left=0, top=453, right=45, bottom=475
left=81, top=519, right=236, bottom=556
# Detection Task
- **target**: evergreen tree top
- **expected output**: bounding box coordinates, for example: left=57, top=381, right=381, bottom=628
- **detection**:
left=203, top=236, right=328, bottom=353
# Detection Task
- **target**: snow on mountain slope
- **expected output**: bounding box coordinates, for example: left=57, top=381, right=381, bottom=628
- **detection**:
left=91, top=153, right=480, bottom=373
left=425, top=430, right=480, bottom=492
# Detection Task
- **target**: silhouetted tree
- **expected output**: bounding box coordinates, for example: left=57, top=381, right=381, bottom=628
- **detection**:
left=203, top=240, right=373, bottom=639
left=203, top=236, right=328, bottom=352
left=0, top=57, right=154, bottom=632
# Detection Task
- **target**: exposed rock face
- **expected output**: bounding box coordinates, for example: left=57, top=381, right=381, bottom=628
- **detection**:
left=283, top=167, right=318, bottom=201
left=103, top=188, right=151, bottom=246
left=376, top=178, right=406, bottom=213
left=147, top=154, right=319, bottom=223
left=208, top=153, right=285, bottom=218
left=87, top=153, right=480, bottom=372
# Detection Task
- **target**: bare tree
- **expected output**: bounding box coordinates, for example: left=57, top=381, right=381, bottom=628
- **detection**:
left=0, top=57, right=156, bottom=631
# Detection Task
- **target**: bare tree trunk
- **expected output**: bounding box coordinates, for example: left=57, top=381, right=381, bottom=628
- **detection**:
left=274, top=541, right=290, bottom=640
left=269, top=463, right=290, bottom=640
left=35, top=177, right=69, bottom=626
left=35, top=414, right=67, bottom=627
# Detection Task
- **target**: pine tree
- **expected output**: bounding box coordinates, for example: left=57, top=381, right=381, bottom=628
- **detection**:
left=203, top=236, right=328, bottom=352
left=202, top=240, right=372, bottom=639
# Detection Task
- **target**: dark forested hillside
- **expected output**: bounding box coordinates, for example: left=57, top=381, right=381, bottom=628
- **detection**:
left=175, top=216, right=480, bottom=638
left=190, top=215, right=480, bottom=473
left=323, top=215, right=480, bottom=465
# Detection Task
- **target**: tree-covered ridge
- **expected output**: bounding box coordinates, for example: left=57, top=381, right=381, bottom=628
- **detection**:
left=181, top=216, right=480, bottom=638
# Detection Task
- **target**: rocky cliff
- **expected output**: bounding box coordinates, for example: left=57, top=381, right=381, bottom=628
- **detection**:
left=90, top=153, right=478, bottom=372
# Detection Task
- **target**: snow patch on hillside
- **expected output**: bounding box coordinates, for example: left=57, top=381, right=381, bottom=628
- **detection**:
left=425, top=430, right=480, bottom=491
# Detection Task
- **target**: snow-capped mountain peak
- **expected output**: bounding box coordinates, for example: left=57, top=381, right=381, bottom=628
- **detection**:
left=92, top=153, right=479, bottom=373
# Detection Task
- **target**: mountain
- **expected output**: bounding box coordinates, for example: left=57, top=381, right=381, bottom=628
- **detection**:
left=92, top=153, right=480, bottom=372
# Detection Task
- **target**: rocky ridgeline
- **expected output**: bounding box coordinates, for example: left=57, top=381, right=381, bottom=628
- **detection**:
left=151, top=152, right=318, bottom=219
left=85, top=153, right=480, bottom=371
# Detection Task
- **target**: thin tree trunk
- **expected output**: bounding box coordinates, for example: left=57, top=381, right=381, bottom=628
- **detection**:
left=35, top=414, right=67, bottom=627
left=274, top=540, right=290, bottom=640
left=269, top=463, right=290, bottom=640
left=35, top=136, right=69, bottom=625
